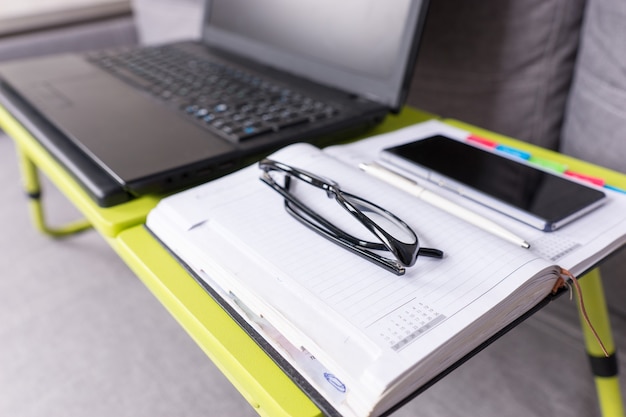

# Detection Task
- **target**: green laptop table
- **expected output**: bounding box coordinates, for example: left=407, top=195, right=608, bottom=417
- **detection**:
left=0, top=102, right=623, bottom=417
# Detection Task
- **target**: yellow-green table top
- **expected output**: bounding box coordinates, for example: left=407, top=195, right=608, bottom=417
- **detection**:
left=4, top=99, right=626, bottom=416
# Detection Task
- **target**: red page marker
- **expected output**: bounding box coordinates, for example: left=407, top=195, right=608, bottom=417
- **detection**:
left=565, top=170, right=605, bottom=186
left=467, top=135, right=497, bottom=148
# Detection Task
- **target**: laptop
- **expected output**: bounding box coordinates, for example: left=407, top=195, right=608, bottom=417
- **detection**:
left=0, top=0, right=430, bottom=207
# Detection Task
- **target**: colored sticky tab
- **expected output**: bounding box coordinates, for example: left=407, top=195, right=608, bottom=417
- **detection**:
left=467, top=134, right=497, bottom=148
left=495, top=145, right=531, bottom=160
left=604, top=184, right=626, bottom=194
left=565, top=170, right=605, bottom=186
left=529, top=156, right=568, bottom=173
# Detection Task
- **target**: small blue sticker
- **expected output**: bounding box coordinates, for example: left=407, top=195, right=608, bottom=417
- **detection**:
left=495, top=144, right=531, bottom=160
left=605, top=184, right=626, bottom=194
left=324, top=372, right=347, bottom=393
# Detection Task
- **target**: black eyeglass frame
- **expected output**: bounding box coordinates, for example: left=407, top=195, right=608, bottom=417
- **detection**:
left=258, top=158, right=443, bottom=275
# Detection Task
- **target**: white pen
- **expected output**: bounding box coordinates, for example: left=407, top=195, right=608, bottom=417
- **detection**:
left=359, top=162, right=531, bottom=249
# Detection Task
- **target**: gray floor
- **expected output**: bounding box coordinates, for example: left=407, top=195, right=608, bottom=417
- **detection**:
left=1, top=132, right=625, bottom=417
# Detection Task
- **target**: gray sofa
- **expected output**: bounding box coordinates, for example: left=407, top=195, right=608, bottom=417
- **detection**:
left=409, top=0, right=625, bottom=173
left=0, top=1, right=624, bottom=416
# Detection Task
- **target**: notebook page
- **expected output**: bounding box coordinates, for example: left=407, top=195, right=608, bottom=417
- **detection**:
left=175, top=143, right=554, bottom=387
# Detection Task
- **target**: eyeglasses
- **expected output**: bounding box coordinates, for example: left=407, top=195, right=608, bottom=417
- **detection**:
left=258, top=158, right=443, bottom=275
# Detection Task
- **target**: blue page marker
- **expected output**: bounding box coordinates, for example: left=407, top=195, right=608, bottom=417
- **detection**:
left=604, top=184, right=626, bottom=194
left=495, top=145, right=531, bottom=160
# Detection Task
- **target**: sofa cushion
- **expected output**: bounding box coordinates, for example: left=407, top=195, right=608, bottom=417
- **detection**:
left=407, top=0, right=586, bottom=150
left=561, top=0, right=626, bottom=174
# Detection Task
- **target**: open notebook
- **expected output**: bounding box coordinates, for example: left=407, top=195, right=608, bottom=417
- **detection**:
left=146, top=120, right=626, bottom=417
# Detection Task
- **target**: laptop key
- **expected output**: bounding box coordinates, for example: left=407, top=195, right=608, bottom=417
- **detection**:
left=275, top=116, right=310, bottom=129
left=235, top=125, right=273, bottom=141
left=109, top=66, right=155, bottom=90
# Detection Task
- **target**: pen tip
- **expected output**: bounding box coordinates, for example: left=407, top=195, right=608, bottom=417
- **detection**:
left=522, top=241, right=531, bottom=249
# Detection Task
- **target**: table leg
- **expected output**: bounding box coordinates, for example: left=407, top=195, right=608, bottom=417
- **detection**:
left=17, top=149, right=92, bottom=237
left=579, top=268, right=624, bottom=417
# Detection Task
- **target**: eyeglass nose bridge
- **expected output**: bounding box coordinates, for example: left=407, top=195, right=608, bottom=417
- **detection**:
left=323, top=183, right=341, bottom=200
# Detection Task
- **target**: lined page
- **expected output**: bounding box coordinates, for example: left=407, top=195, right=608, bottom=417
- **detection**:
left=195, top=144, right=547, bottom=353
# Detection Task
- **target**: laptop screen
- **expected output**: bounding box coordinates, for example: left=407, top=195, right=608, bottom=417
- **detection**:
left=203, top=0, right=428, bottom=110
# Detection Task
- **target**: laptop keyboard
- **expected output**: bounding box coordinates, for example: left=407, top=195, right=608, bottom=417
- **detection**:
left=87, top=45, right=339, bottom=142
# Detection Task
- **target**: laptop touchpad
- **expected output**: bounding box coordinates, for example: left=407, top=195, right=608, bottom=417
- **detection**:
left=23, top=83, right=74, bottom=110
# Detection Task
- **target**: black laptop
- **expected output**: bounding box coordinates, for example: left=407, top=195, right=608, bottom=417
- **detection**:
left=0, top=0, right=429, bottom=207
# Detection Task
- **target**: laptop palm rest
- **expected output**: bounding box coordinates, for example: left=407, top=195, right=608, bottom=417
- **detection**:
left=14, top=57, right=235, bottom=189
